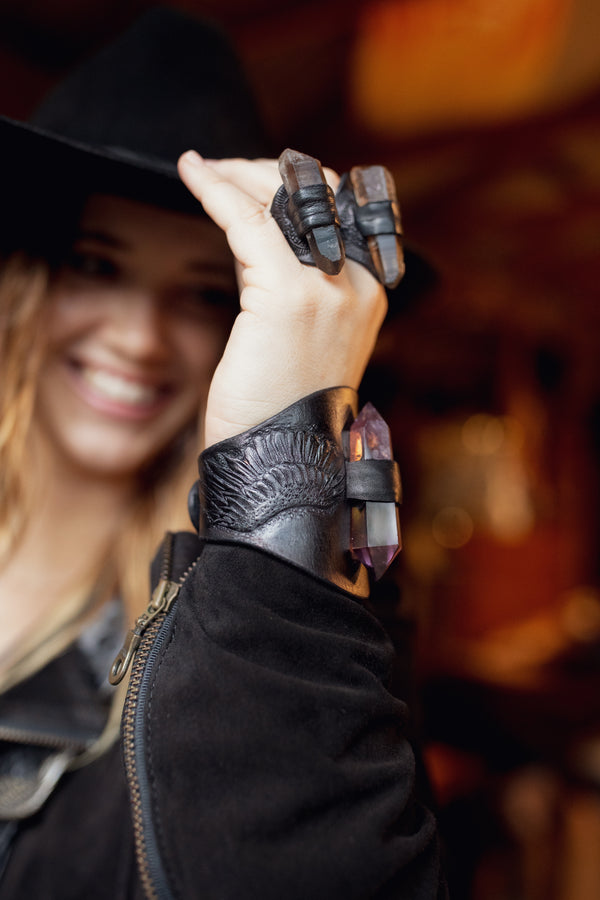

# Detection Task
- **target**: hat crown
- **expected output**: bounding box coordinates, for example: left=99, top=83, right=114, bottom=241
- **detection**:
left=30, top=8, right=267, bottom=164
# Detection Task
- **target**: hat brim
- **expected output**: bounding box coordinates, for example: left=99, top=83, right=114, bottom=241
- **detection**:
left=0, top=114, right=202, bottom=216
left=0, top=115, right=436, bottom=314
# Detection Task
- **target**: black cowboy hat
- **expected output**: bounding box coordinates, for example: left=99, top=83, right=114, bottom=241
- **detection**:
left=0, top=6, right=435, bottom=308
left=0, top=7, right=269, bottom=253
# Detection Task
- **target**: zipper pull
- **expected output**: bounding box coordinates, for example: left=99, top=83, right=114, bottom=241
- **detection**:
left=109, top=579, right=180, bottom=685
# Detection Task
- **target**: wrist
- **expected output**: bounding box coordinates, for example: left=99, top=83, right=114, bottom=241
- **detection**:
left=190, top=387, right=401, bottom=598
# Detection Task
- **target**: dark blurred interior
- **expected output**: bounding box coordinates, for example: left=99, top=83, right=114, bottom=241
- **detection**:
left=2, top=1, right=599, bottom=896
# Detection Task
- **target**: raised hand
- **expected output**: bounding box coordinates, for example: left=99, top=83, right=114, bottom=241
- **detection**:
left=178, top=152, right=387, bottom=448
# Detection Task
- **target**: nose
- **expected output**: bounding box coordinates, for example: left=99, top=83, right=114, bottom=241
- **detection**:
left=104, top=289, right=169, bottom=363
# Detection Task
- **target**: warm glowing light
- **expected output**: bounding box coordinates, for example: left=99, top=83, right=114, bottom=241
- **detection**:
left=432, top=506, right=474, bottom=548
left=561, top=587, right=600, bottom=642
left=349, top=432, right=363, bottom=460
left=462, top=414, right=505, bottom=455
left=351, top=0, right=573, bottom=134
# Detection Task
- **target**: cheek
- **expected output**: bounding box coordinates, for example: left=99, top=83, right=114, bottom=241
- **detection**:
left=44, top=289, right=99, bottom=347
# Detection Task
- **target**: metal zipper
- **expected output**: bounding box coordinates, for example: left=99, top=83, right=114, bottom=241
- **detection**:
left=0, top=726, right=89, bottom=754
left=109, top=532, right=180, bottom=687
left=110, top=532, right=199, bottom=900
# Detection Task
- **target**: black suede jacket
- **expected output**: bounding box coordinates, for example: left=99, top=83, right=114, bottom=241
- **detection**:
left=0, top=375, right=445, bottom=899
left=0, top=531, right=446, bottom=899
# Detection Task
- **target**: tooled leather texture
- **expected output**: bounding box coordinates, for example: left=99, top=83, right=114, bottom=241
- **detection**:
left=200, top=429, right=345, bottom=532
left=270, top=186, right=313, bottom=266
left=196, top=387, right=370, bottom=598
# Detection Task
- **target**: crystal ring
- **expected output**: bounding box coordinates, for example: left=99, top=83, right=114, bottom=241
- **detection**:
left=271, top=149, right=405, bottom=289
left=335, top=167, right=405, bottom=288
left=273, top=148, right=345, bottom=275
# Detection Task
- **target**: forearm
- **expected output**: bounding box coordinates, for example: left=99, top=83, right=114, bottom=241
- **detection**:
left=128, top=388, right=443, bottom=899
left=123, top=153, right=446, bottom=898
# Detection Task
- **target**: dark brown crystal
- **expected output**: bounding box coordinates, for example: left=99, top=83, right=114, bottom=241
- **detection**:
left=279, top=148, right=345, bottom=276
left=349, top=165, right=405, bottom=288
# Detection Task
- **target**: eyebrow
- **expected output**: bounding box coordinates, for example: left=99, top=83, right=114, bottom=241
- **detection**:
left=75, top=229, right=233, bottom=277
left=75, top=229, right=130, bottom=250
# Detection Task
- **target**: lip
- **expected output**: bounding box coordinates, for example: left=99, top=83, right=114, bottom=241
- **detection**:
left=63, top=358, right=175, bottom=422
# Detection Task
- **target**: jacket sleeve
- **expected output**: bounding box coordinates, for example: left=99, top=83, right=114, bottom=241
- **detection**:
left=138, top=536, right=446, bottom=900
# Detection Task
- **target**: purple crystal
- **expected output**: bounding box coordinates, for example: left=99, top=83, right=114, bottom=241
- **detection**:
left=349, top=401, right=393, bottom=462
left=349, top=402, right=401, bottom=579
left=351, top=504, right=401, bottom=579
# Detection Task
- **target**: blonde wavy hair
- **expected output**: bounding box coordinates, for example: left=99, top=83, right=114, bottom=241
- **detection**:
left=0, top=252, right=201, bottom=683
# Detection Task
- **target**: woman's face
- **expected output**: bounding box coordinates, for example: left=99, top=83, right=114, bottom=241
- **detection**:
left=36, top=193, right=235, bottom=480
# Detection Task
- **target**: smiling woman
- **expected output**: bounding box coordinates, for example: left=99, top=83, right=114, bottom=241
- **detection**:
left=0, top=7, right=444, bottom=900
left=0, top=191, right=237, bottom=680
left=0, top=7, right=260, bottom=766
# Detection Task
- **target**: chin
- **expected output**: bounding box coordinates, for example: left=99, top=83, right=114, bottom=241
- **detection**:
left=51, top=418, right=193, bottom=482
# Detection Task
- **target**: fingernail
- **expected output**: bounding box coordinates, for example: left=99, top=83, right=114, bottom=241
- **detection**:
left=180, top=150, right=204, bottom=167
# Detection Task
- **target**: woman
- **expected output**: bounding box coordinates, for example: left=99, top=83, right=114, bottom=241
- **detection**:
left=0, top=8, right=444, bottom=898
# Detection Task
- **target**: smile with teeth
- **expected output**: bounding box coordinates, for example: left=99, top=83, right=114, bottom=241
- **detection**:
left=80, top=365, right=164, bottom=407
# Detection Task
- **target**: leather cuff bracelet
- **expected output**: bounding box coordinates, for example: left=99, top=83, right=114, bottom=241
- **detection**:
left=188, top=388, right=402, bottom=599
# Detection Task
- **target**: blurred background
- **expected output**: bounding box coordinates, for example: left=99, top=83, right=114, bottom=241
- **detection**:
left=1, top=1, right=598, bottom=896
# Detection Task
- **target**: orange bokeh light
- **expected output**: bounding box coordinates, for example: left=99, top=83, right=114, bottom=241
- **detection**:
left=351, top=0, right=573, bottom=134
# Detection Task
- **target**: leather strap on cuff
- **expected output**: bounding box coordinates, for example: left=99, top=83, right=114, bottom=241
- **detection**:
left=190, top=387, right=370, bottom=598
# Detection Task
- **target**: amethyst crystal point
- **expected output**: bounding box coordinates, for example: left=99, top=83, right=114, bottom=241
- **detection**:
left=278, top=148, right=344, bottom=275
left=349, top=402, right=401, bottom=579
left=349, top=165, right=405, bottom=289
left=349, top=401, right=393, bottom=461
left=351, top=504, right=401, bottom=579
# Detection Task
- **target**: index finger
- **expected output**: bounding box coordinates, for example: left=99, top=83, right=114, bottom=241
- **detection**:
left=178, top=151, right=294, bottom=270
left=203, top=157, right=341, bottom=205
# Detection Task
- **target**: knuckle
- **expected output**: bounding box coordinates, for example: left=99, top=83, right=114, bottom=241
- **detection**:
left=367, top=282, right=388, bottom=319
left=239, top=202, right=269, bottom=227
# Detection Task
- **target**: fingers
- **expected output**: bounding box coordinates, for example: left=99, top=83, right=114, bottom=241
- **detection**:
left=201, top=158, right=281, bottom=206
left=196, top=156, right=340, bottom=203
left=177, top=150, right=383, bottom=305
left=178, top=151, right=292, bottom=270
